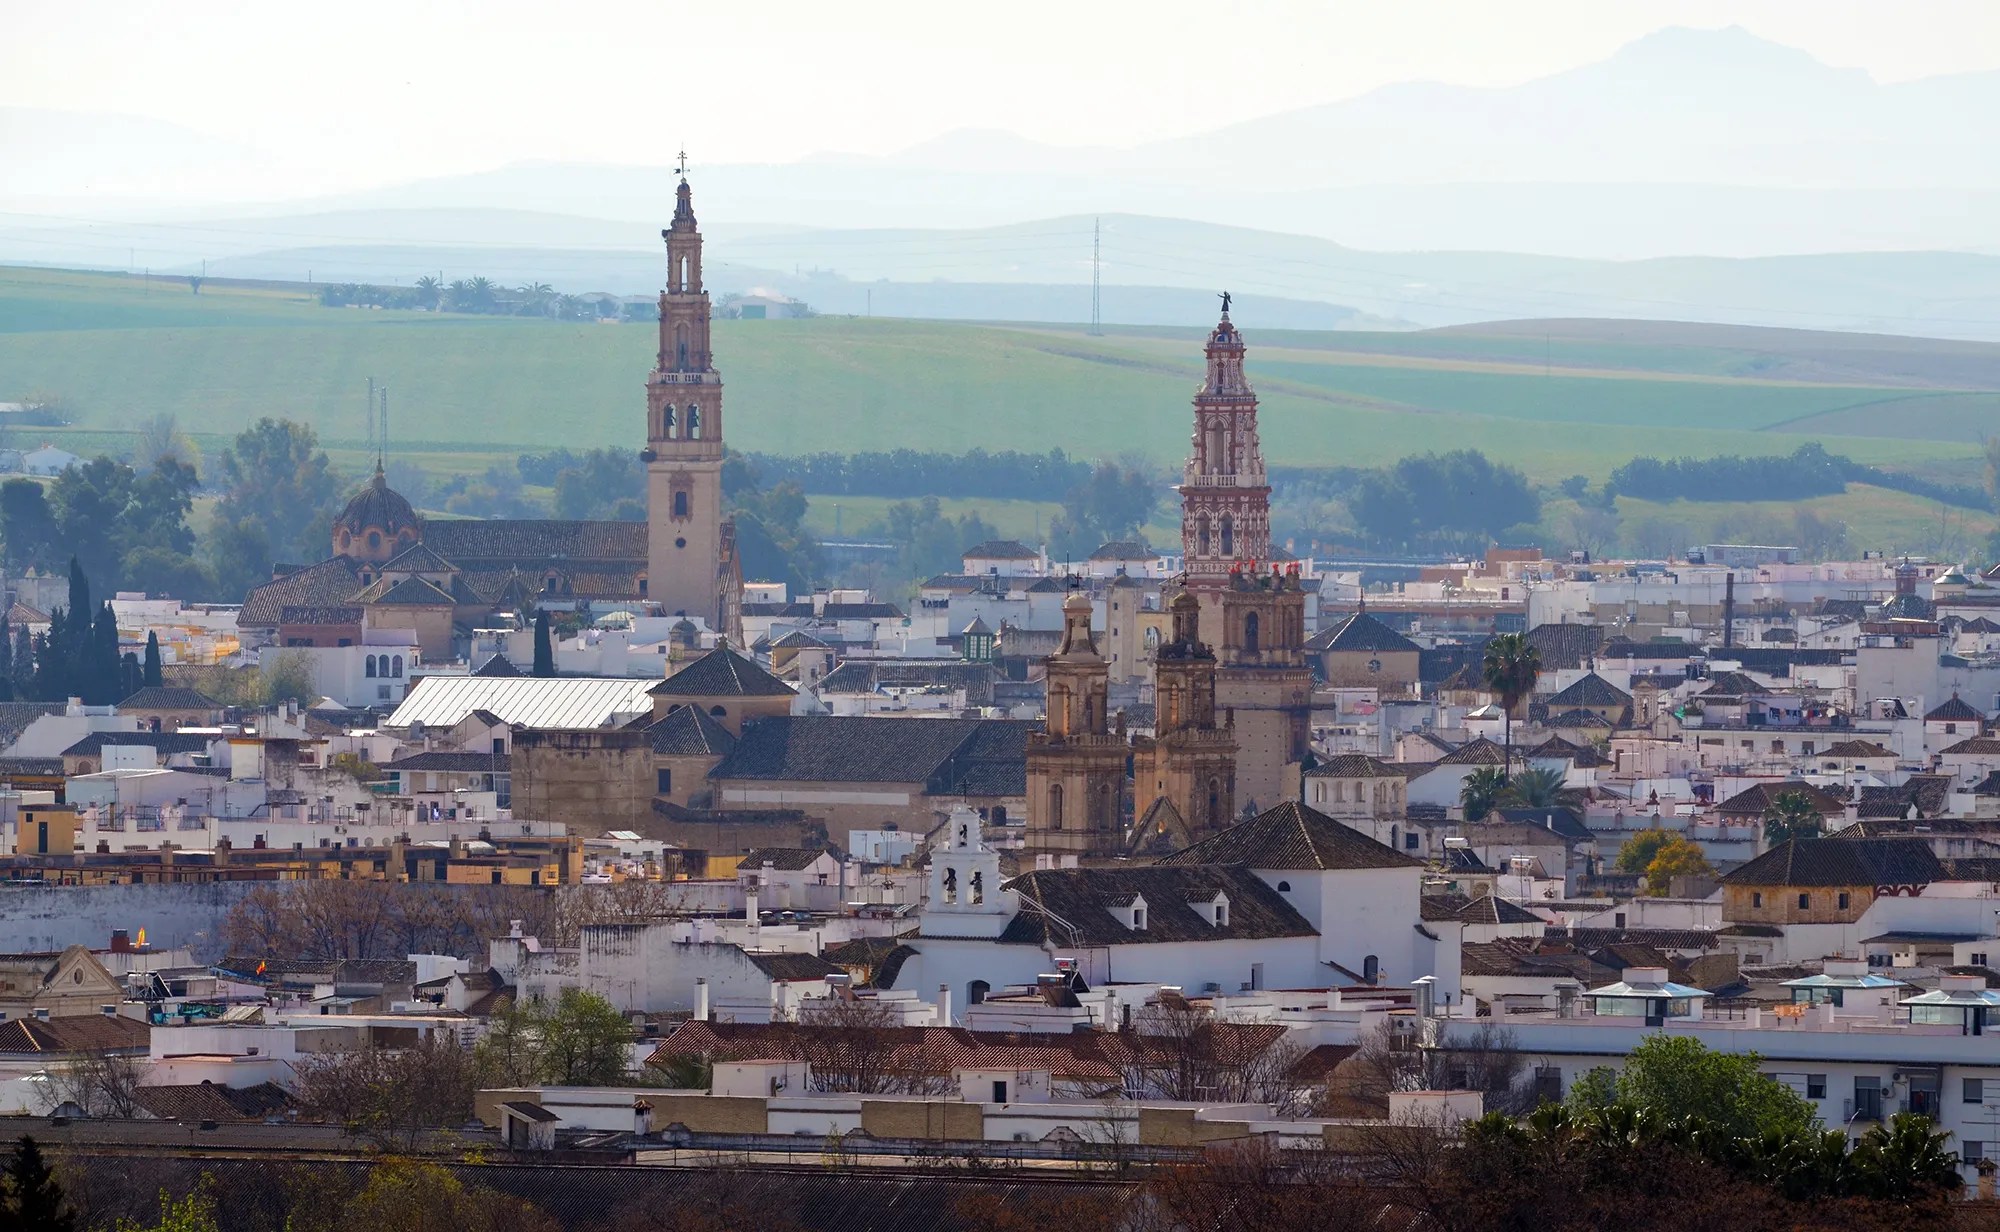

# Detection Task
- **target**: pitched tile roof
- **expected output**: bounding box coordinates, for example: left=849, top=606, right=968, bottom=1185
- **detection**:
left=999, top=864, right=1316, bottom=946
left=0, top=702, right=71, bottom=753
left=379, top=542, right=459, bottom=573
left=1436, top=737, right=1508, bottom=766
left=353, top=575, right=456, bottom=607
left=962, top=540, right=1037, bottom=560
left=1524, top=623, right=1605, bottom=671
left=133, top=1081, right=291, bottom=1123
left=1722, top=837, right=1943, bottom=888
left=712, top=716, right=1030, bottom=795
left=239, top=557, right=363, bottom=627
left=744, top=951, right=846, bottom=981
left=1154, top=800, right=1425, bottom=871
left=1545, top=673, right=1631, bottom=708
left=1305, top=611, right=1420, bottom=654
left=1821, top=739, right=1894, bottom=759
left=0, top=1014, right=149, bottom=1054
left=739, top=847, right=834, bottom=871
left=647, top=705, right=737, bottom=756
left=1927, top=695, right=1985, bottom=723
left=1713, top=780, right=1847, bottom=816
left=1492, top=807, right=1593, bottom=842
left=1853, top=775, right=1952, bottom=820
left=421, top=519, right=647, bottom=565
left=1420, top=893, right=1541, bottom=924
left=1700, top=671, right=1770, bottom=697
left=1942, top=737, right=2000, bottom=756
left=117, top=686, right=222, bottom=711
left=472, top=654, right=523, bottom=677
left=1088, top=540, right=1152, bottom=560
left=1304, top=754, right=1410, bottom=779
left=649, top=648, right=795, bottom=698
left=1525, top=736, right=1604, bottom=768
left=62, top=732, right=214, bottom=757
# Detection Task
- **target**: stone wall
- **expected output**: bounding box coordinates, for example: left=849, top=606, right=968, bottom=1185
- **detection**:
left=0, top=881, right=262, bottom=958
left=513, top=728, right=653, bottom=831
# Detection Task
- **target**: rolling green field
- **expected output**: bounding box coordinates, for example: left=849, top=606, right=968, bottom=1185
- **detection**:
left=2, top=264, right=1996, bottom=556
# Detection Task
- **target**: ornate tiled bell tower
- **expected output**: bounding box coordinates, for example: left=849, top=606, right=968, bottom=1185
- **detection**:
left=645, top=161, right=735, bottom=636
left=1180, top=298, right=1270, bottom=591
left=1024, top=589, right=1128, bottom=865
left=1173, top=298, right=1307, bottom=813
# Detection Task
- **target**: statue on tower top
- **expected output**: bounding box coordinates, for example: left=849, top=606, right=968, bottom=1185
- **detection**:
left=1218, top=290, right=1232, bottom=316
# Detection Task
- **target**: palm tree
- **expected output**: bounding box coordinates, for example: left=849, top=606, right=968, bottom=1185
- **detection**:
left=1500, top=765, right=1566, bottom=810
left=1762, top=789, right=1824, bottom=847
left=1848, top=1113, right=1963, bottom=1200
left=1461, top=766, right=1507, bottom=822
left=1481, top=632, right=1541, bottom=773
left=414, top=274, right=441, bottom=310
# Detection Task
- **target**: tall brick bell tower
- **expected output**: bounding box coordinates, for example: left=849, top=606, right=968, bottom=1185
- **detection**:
left=644, top=161, right=742, bottom=642
left=1176, top=296, right=1309, bottom=813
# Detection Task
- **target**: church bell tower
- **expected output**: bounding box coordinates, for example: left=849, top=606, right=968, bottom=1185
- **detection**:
left=645, top=161, right=734, bottom=634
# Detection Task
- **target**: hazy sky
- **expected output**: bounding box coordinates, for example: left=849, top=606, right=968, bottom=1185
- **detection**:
left=7, top=0, right=2000, bottom=190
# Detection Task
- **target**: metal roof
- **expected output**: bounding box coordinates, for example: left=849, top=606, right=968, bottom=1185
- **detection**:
left=386, top=675, right=657, bottom=731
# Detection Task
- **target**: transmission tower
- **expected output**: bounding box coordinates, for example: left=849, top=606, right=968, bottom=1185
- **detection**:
left=1089, top=218, right=1102, bottom=336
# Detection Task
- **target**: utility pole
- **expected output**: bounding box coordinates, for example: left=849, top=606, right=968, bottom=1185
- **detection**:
left=1089, top=218, right=1102, bottom=336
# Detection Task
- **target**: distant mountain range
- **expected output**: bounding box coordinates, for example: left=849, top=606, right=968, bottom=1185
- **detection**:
left=5, top=26, right=2000, bottom=336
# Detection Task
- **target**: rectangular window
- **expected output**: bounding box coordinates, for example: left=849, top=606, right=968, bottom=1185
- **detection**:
left=656, top=769, right=672, bottom=794
left=1838, top=892, right=1850, bottom=909
left=1807, top=1074, right=1826, bottom=1100
left=1753, top=892, right=1763, bottom=908
left=1533, top=1067, right=1563, bottom=1103
left=1968, top=1141, right=1986, bottom=1163
left=1405, top=832, right=1419, bottom=850
left=1854, top=1078, right=1883, bottom=1122
left=1802, top=742, right=1814, bottom=755
left=1968, top=1079, right=1985, bottom=1104
left=1976, top=953, right=1991, bottom=968
left=1798, top=893, right=1810, bottom=910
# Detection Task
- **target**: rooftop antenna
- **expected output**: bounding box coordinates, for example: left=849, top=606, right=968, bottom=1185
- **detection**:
left=1089, top=218, right=1102, bottom=337
left=366, top=377, right=376, bottom=455
left=378, top=385, right=389, bottom=467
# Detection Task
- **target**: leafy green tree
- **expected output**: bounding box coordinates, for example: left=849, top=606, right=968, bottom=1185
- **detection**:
left=475, top=989, right=632, bottom=1087
left=142, top=631, right=163, bottom=688
left=1568, top=1035, right=1815, bottom=1140
left=880, top=496, right=997, bottom=583
left=532, top=610, right=554, bottom=677
left=1499, top=766, right=1565, bottom=809
left=1353, top=450, right=1540, bottom=549
left=1616, top=828, right=1675, bottom=875
left=1049, top=462, right=1159, bottom=561
left=4, top=1134, right=76, bottom=1232
left=208, top=419, right=340, bottom=594
left=1460, top=766, right=1507, bottom=822
left=537, top=988, right=634, bottom=1085
left=1644, top=834, right=1715, bottom=896
left=1480, top=633, right=1541, bottom=768
left=120, top=1187, right=218, bottom=1232
left=0, top=479, right=57, bottom=574
left=1762, top=790, right=1825, bottom=846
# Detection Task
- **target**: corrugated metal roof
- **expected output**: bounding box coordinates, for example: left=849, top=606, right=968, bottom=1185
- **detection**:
left=387, top=676, right=658, bottom=731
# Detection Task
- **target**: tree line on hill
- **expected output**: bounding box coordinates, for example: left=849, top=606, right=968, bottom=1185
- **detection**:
left=315, top=275, right=633, bottom=321
left=1605, top=441, right=1988, bottom=511
left=740, top=448, right=1094, bottom=503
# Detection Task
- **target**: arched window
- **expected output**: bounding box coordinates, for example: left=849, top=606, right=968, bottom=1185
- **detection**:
left=368, top=530, right=381, bottom=551
left=1244, top=611, right=1260, bottom=654
left=1220, top=515, right=1234, bottom=557
left=942, top=866, right=957, bottom=904
left=1196, top=516, right=1210, bottom=556
left=967, top=980, right=990, bottom=1006
left=709, top=705, right=726, bottom=718
left=1049, top=783, right=1064, bottom=830
left=970, top=869, right=983, bottom=905
left=1276, top=881, right=1291, bottom=893
left=1207, top=778, right=1220, bottom=822
left=664, top=405, right=677, bottom=438
left=392, top=656, right=403, bottom=678
left=1363, top=955, right=1380, bottom=984
left=673, top=491, right=690, bottom=518
left=364, top=656, right=377, bottom=678
left=687, top=406, right=701, bottom=440
left=1097, top=783, right=1113, bottom=829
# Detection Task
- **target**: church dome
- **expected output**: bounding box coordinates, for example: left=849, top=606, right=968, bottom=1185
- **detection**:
left=333, top=463, right=421, bottom=562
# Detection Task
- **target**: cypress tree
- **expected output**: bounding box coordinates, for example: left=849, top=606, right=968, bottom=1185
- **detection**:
left=142, top=630, right=164, bottom=688
left=120, top=652, right=142, bottom=700
left=62, top=557, right=89, bottom=693
left=90, top=603, right=120, bottom=706
left=532, top=609, right=555, bottom=677
left=6, top=1134, right=77, bottom=1232
left=0, top=624, right=13, bottom=703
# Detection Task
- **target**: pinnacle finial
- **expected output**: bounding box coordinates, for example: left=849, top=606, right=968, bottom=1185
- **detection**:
left=676, top=148, right=689, bottom=180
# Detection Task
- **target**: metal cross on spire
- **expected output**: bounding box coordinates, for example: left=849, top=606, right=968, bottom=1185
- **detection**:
left=676, top=148, right=689, bottom=179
